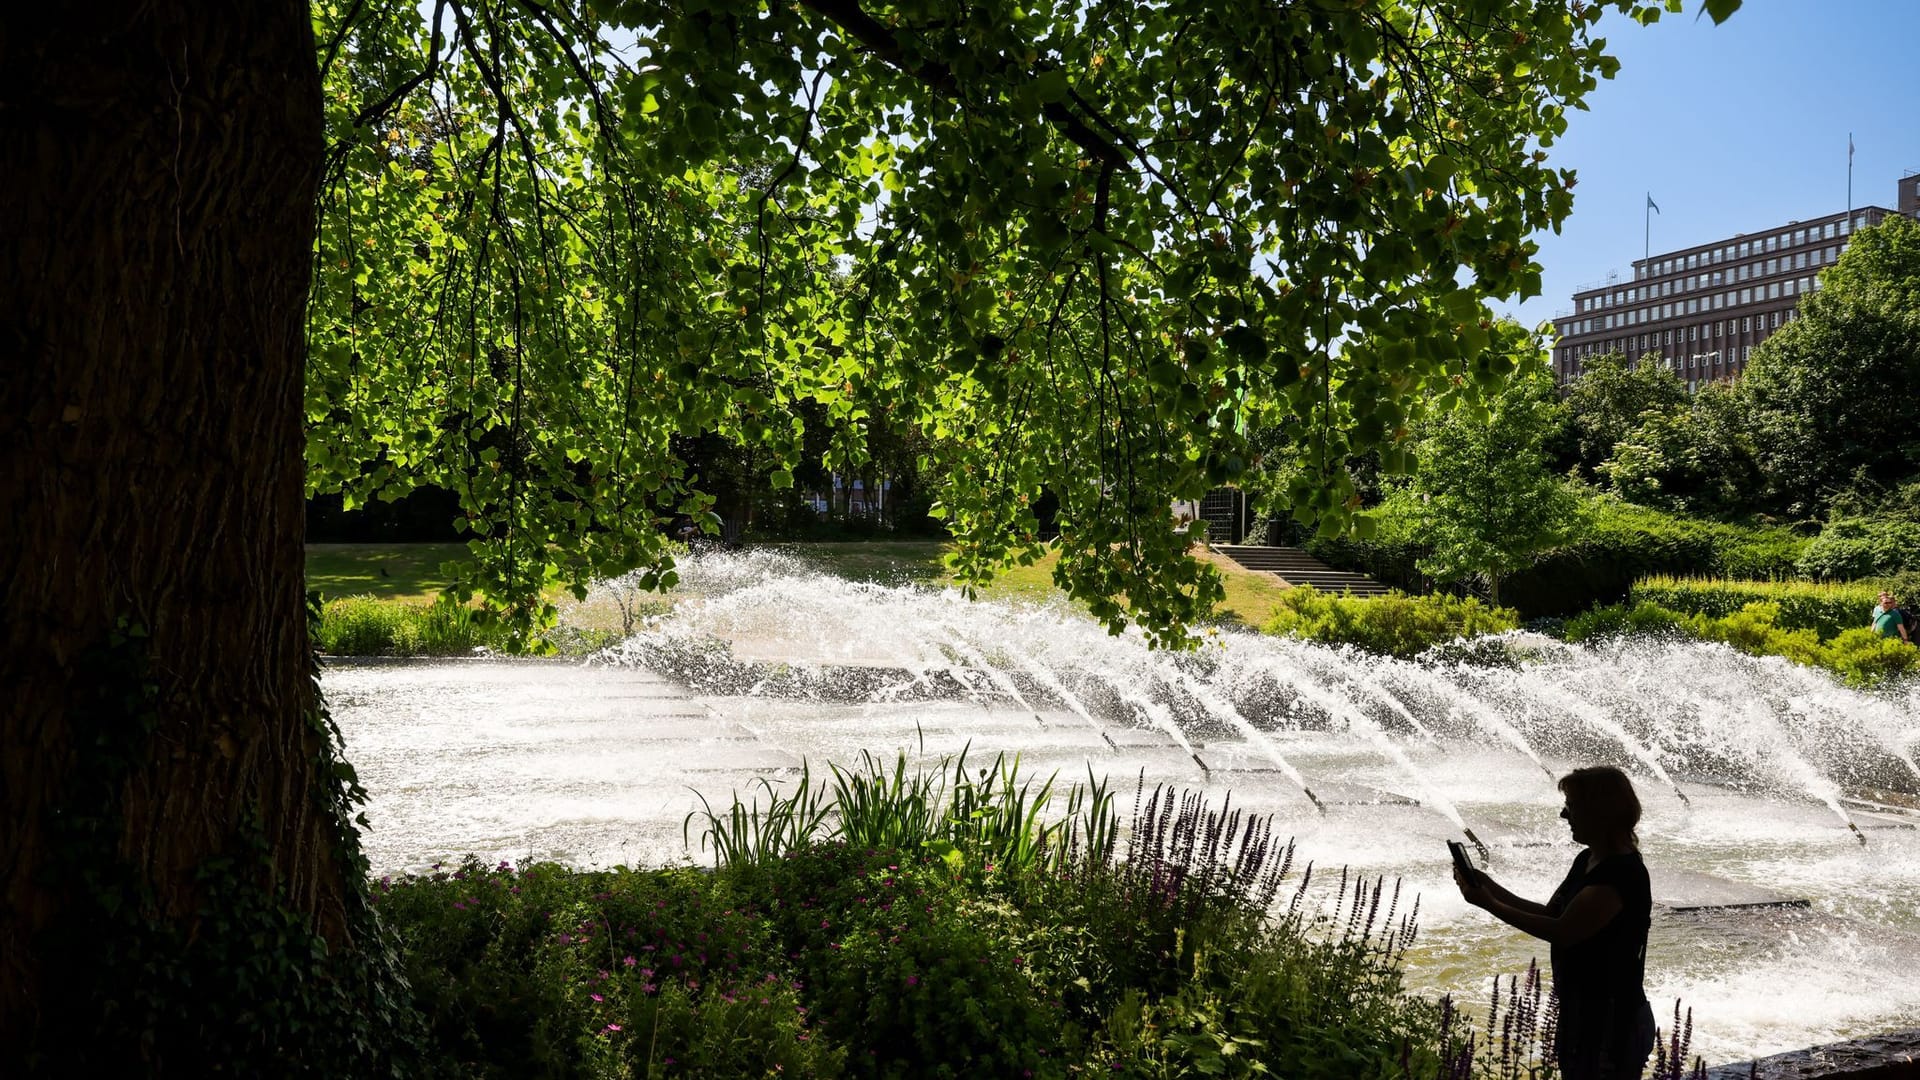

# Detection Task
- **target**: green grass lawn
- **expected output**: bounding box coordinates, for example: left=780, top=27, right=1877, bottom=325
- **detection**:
left=306, top=539, right=1298, bottom=628
left=305, top=542, right=469, bottom=603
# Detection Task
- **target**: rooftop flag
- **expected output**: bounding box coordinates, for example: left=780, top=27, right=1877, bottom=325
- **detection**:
left=1647, top=193, right=1661, bottom=215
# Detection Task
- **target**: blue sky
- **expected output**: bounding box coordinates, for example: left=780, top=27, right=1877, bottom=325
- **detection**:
left=1492, top=0, right=1920, bottom=330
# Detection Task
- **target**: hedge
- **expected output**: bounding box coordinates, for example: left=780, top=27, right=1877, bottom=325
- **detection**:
left=1564, top=597, right=1919, bottom=686
left=1627, top=576, right=1882, bottom=641
left=1308, top=494, right=1810, bottom=619
left=1261, top=587, right=1520, bottom=658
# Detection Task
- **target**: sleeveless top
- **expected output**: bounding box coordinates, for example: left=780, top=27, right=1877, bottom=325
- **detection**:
left=1546, top=849, right=1651, bottom=1005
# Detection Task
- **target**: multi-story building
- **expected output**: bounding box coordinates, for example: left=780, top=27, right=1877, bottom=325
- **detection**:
left=1551, top=177, right=1920, bottom=390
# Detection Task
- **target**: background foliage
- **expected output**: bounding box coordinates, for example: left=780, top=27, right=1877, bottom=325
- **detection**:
left=307, top=0, right=1701, bottom=646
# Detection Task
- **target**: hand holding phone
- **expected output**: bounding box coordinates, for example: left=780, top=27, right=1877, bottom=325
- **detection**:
left=1447, top=840, right=1479, bottom=884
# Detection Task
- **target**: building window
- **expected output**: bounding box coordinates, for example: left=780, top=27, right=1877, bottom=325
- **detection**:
left=1772, top=311, right=1781, bottom=328
left=1824, top=222, right=1836, bottom=239
left=1768, top=283, right=1780, bottom=299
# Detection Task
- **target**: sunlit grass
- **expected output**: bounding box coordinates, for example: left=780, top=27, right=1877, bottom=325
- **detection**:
left=305, top=542, right=467, bottom=603
left=306, top=538, right=1300, bottom=628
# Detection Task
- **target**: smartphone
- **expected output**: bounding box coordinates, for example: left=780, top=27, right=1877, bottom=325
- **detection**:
left=1447, top=840, right=1476, bottom=880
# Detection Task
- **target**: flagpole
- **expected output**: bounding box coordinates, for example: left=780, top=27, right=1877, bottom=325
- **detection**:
left=1847, top=133, right=1854, bottom=219
left=1644, top=191, right=1651, bottom=268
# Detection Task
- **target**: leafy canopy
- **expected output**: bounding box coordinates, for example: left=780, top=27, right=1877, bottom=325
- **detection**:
left=1742, top=214, right=1920, bottom=515
left=1395, top=326, right=1578, bottom=603
left=1563, top=350, right=1689, bottom=477
left=309, top=0, right=1738, bottom=646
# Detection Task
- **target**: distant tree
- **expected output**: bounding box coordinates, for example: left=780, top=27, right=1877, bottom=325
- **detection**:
left=1743, top=214, right=1920, bottom=514
left=1563, top=350, right=1689, bottom=478
left=1598, top=380, right=1763, bottom=514
left=1405, top=328, right=1578, bottom=604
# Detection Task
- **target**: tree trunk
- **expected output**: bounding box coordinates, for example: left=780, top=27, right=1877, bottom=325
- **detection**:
left=0, top=1, right=352, bottom=1064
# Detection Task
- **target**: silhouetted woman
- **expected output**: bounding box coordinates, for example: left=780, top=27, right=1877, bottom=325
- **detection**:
left=1455, top=766, right=1655, bottom=1080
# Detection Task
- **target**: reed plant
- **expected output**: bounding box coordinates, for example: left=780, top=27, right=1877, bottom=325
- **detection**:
left=1432, top=963, right=1717, bottom=1080
left=682, top=762, right=833, bottom=867
left=685, top=746, right=1116, bottom=879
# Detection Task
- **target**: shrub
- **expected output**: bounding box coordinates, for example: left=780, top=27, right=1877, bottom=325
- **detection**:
left=376, top=765, right=1485, bottom=1079
left=1566, top=593, right=1916, bottom=686
left=316, top=596, right=518, bottom=656
left=315, top=595, right=618, bottom=656
left=1561, top=601, right=1689, bottom=643
left=1261, top=587, right=1520, bottom=658
left=374, top=859, right=845, bottom=1078
left=1690, top=602, right=1827, bottom=668
left=1628, top=576, right=1878, bottom=640
left=1311, top=494, right=1810, bottom=618
left=1826, top=627, right=1920, bottom=685
left=1795, top=516, right=1920, bottom=580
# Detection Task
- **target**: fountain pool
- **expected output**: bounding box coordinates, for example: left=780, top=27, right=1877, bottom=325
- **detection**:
left=327, top=550, right=1920, bottom=1065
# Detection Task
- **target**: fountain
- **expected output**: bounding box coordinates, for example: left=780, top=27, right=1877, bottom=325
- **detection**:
left=326, top=548, right=1920, bottom=1065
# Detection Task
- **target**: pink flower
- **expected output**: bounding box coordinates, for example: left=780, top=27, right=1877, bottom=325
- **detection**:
left=590, top=993, right=604, bottom=1003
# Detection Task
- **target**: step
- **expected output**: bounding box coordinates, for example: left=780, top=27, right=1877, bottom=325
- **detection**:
left=1213, top=545, right=1391, bottom=595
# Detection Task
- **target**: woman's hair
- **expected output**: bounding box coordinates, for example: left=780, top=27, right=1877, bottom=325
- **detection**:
left=1559, top=765, right=1642, bottom=845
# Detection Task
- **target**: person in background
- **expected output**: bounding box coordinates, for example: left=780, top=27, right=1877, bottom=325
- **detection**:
left=1455, top=766, right=1655, bottom=1080
left=1871, top=591, right=1911, bottom=643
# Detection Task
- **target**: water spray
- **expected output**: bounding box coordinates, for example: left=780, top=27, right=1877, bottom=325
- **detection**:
left=1462, top=827, right=1492, bottom=865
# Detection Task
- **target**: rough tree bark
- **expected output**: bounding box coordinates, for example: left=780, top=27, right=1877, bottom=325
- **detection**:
left=0, top=0, right=345, bottom=1058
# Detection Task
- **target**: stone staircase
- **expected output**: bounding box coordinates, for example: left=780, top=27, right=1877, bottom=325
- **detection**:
left=1212, top=544, right=1393, bottom=596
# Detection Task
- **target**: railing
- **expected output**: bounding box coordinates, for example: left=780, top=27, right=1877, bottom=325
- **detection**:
left=1572, top=269, right=1626, bottom=294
